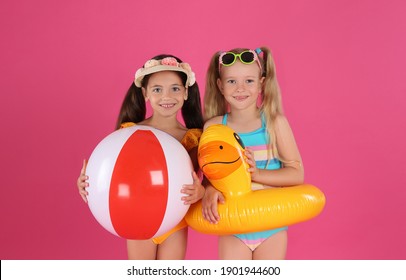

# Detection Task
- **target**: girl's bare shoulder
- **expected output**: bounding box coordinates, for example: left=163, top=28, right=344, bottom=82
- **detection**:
left=203, top=116, right=223, bottom=130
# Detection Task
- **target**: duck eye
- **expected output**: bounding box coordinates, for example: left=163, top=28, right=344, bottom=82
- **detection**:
left=234, top=133, right=245, bottom=149
left=219, top=145, right=223, bottom=150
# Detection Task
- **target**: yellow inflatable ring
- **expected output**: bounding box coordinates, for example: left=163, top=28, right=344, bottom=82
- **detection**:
left=185, top=124, right=326, bottom=235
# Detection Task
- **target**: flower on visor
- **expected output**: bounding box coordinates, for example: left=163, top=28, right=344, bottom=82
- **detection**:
left=180, top=63, right=196, bottom=86
left=161, top=57, right=179, bottom=66
left=143, top=59, right=160, bottom=68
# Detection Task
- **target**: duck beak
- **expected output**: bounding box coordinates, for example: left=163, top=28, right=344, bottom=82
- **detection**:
left=198, top=141, right=242, bottom=180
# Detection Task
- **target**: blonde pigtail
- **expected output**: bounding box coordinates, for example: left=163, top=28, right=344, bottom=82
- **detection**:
left=204, top=52, right=227, bottom=120
left=258, top=46, right=284, bottom=166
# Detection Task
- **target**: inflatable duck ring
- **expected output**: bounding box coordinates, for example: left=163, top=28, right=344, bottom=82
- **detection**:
left=185, top=124, right=326, bottom=235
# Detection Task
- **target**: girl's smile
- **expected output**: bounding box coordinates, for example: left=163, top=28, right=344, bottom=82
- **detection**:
left=159, top=103, right=177, bottom=108
left=233, top=95, right=249, bottom=101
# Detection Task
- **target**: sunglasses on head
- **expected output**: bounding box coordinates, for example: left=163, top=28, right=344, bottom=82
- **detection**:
left=218, top=49, right=262, bottom=72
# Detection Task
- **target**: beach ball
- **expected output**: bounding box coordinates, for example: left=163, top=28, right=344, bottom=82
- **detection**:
left=86, top=125, right=192, bottom=239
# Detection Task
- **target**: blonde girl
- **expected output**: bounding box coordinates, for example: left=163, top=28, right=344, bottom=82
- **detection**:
left=202, top=46, right=304, bottom=260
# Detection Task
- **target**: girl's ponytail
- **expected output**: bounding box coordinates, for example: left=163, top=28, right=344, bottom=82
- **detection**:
left=115, top=83, right=146, bottom=129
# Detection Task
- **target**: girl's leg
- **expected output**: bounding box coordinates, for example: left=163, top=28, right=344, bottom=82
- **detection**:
left=253, top=230, right=287, bottom=260
left=218, top=235, right=252, bottom=260
left=127, top=239, right=157, bottom=260
left=156, top=227, right=188, bottom=260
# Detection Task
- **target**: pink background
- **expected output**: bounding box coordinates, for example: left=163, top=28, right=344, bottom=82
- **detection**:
left=1, top=0, right=405, bottom=260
